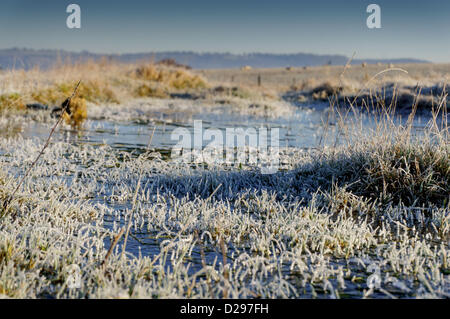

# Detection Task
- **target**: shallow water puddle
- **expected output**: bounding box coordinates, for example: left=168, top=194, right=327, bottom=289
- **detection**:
left=17, top=105, right=431, bottom=153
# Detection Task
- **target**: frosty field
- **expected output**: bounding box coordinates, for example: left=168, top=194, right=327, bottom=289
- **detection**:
left=0, top=62, right=448, bottom=298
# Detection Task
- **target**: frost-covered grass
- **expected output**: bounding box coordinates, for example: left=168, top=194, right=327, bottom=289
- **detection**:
left=0, top=61, right=448, bottom=298
left=0, top=113, right=448, bottom=298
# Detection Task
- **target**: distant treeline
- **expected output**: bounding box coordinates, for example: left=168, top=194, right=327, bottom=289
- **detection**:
left=0, top=48, right=429, bottom=70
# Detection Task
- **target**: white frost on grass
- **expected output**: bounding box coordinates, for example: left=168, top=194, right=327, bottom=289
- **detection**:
left=0, top=128, right=448, bottom=298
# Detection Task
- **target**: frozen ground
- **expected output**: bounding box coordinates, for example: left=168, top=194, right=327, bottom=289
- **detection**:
left=0, top=97, right=448, bottom=299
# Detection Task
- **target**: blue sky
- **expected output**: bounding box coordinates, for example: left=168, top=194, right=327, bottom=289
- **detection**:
left=0, top=0, right=449, bottom=62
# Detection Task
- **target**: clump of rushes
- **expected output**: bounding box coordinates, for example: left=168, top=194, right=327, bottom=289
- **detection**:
left=167, top=69, right=207, bottom=90
left=59, top=80, right=119, bottom=104
left=62, top=97, right=88, bottom=127
left=32, top=80, right=119, bottom=105
left=134, top=64, right=207, bottom=90
left=135, top=84, right=169, bottom=98
left=134, top=64, right=164, bottom=81
left=360, top=143, right=449, bottom=207
left=296, top=138, right=449, bottom=208
left=0, top=93, right=26, bottom=112
left=31, top=88, right=61, bottom=105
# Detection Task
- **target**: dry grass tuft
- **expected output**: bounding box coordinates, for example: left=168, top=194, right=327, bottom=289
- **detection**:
left=134, top=64, right=207, bottom=90
left=1, top=60, right=209, bottom=115
left=0, top=93, right=26, bottom=113
left=32, top=81, right=119, bottom=105
left=310, top=81, right=345, bottom=100
left=296, top=131, right=449, bottom=208
left=135, top=84, right=169, bottom=99
left=62, top=97, right=87, bottom=127
left=360, top=143, right=449, bottom=207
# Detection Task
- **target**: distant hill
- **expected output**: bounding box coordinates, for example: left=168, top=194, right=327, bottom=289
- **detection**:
left=0, top=48, right=429, bottom=70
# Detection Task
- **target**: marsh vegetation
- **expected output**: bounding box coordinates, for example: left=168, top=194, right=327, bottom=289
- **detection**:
left=0, top=61, right=448, bottom=299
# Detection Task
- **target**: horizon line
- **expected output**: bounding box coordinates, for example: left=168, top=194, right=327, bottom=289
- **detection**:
left=0, top=47, right=432, bottom=63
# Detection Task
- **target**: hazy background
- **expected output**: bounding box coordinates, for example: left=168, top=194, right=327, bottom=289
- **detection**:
left=0, top=0, right=449, bottom=62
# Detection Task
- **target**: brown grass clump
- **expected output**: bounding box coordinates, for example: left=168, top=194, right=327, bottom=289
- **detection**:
left=135, top=84, right=169, bottom=98
left=0, top=93, right=26, bottom=113
left=134, top=64, right=164, bottom=81
left=169, top=70, right=207, bottom=90
left=32, top=81, right=119, bottom=105
left=61, top=97, right=87, bottom=127
left=1, top=59, right=210, bottom=114
left=311, top=82, right=344, bottom=100
left=59, top=81, right=119, bottom=104
left=134, top=64, right=207, bottom=90
left=31, top=88, right=61, bottom=105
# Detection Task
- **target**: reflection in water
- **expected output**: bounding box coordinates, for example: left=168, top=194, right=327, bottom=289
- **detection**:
left=19, top=106, right=430, bottom=156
